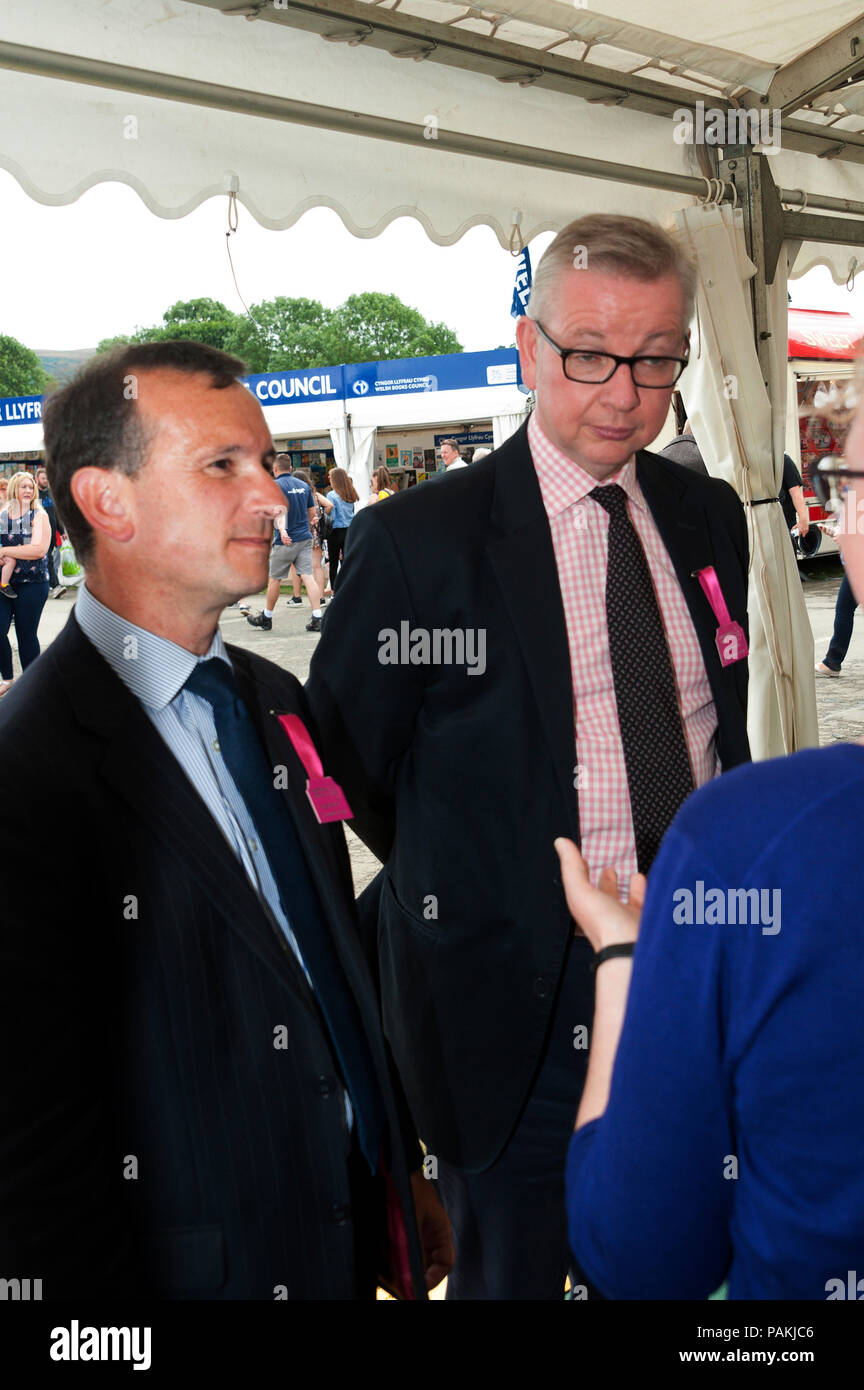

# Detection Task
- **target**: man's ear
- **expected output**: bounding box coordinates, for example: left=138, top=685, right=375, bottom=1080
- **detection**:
left=516, top=315, right=539, bottom=391
left=70, top=467, right=136, bottom=546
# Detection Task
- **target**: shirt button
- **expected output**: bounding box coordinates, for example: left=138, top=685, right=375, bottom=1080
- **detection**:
left=317, top=1075, right=338, bottom=1097
left=329, top=1203, right=351, bottom=1225
left=212, top=739, right=220, bottom=752
left=533, top=976, right=553, bottom=1000
left=248, top=838, right=258, bottom=852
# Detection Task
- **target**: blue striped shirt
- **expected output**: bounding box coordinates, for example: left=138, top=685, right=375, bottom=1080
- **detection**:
left=75, top=584, right=312, bottom=974
left=75, top=586, right=354, bottom=1126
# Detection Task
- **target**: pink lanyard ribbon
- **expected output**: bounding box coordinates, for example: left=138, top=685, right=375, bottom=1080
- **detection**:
left=275, top=713, right=354, bottom=823
left=693, top=567, right=748, bottom=667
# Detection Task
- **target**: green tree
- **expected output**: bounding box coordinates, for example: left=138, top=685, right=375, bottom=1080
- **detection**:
left=225, top=297, right=332, bottom=373
left=326, top=292, right=462, bottom=362
left=93, top=291, right=462, bottom=372
left=159, top=298, right=243, bottom=350
left=95, top=333, right=136, bottom=355
left=95, top=299, right=243, bottom=356
left=0, top=334, right=51, bottom=396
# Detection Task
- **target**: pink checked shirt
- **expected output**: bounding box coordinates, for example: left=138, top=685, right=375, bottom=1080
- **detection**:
left=528, top=414, right=718, bottom=894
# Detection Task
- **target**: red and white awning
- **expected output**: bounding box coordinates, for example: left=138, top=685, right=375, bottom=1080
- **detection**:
left=787, top=307, right=864, bottom=360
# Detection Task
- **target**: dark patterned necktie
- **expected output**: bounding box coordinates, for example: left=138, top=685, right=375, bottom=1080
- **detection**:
left=185, top=658, right=383, bottom=1168
left=589, top=484, right=695, bottom=873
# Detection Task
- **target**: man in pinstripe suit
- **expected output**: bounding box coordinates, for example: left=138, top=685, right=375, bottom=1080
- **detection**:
left=0, top=342, right=452, bottom=1300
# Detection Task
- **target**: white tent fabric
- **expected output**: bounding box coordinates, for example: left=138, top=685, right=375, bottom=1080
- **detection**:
left=329, top=422, right=377, bottom=499
left=493, top=410, right=532, bottom=449
left=328, top=422, right=352, bottom=474
left=386, top=0, right=859, bottom=80
left=675, top=203, right=818, bottom=759
left=347, top=425, right=377, bottom=501
left=0, top=0, right=861, bottom=279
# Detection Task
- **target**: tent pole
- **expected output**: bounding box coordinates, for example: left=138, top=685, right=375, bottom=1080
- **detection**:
left=719, top=152, right=783, bottom=394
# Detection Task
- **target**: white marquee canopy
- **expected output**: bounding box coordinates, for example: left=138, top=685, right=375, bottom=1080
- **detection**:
left=0, top=0, right=863, bottom=282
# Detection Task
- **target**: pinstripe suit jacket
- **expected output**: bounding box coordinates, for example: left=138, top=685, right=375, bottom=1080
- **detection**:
left=0, top=612, right=425, bottom=1300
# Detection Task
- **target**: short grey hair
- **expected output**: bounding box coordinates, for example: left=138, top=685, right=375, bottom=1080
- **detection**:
left=527, top=214, right=697, bottom=330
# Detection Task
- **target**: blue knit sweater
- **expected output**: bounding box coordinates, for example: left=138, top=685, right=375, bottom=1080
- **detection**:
left=567, top=743, right=864, bottom=1300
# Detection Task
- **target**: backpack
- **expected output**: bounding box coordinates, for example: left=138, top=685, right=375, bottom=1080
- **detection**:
left=318, top=505, right=334, bottom=542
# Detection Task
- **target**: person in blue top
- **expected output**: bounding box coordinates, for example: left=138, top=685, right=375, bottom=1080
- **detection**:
left=326, top=467, right=359, bottom=591
left=246, top=454, right=324, bottom=634
left=559, top=384, right=864, bottom=1301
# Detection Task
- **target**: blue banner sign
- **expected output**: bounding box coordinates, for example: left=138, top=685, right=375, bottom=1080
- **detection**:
left=343, top=350, right=521, bottom=400
left=510, top=248, right=532, bottom=319
left=0, top=350, right=523, bottom=427
left=433, top=431, right=493, bottom=447
left=244, top=366, right=343, bottom=403
left=0, top=394, right=43, bottom=427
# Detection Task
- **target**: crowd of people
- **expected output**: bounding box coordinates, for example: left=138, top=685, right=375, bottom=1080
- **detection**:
left=0, top=214, right=862, bottom=1304
left=237, top=443, right=491, bottom=633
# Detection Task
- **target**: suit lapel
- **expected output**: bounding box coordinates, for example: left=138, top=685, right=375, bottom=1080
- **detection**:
left=484, top=426, right=581, bottom=840
left=230, top=647, right=417, bottom=1178
left=54, top=616, right=317, bottom=1000
left=636, top=452, right=736, bottom=712
left=229, top=649, right=347, bottom=897
left=229, top=648, right=383, bottom=1016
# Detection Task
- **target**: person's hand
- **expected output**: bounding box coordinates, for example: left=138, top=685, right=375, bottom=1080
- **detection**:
left=798, top=519, right=809, bottom=538
left=554, top=838, right=645, bottom=953
left=409, top=1170, right=455, bottom=1292
left=278, top=530, right=290, bottom=545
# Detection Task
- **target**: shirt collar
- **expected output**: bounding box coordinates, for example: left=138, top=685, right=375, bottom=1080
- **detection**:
left=75, top=583, right=231, bottom=711
left=528, top=413, right=645, bottom=519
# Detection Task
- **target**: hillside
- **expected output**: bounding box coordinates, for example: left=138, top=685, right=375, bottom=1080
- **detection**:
left=34, top=348, right=95, bottom=386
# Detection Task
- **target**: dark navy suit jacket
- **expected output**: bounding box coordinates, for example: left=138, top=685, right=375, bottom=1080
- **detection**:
left=0, top=613, right=425, bottom=1299
left=307, top=421, right=751, bottom=1172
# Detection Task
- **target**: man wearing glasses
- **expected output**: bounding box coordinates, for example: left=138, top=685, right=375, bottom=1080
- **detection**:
left=307, top=214, right=751, bottom=1299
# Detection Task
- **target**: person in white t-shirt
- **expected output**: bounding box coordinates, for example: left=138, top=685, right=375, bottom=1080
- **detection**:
left=441, top=439, right=468, bottom=471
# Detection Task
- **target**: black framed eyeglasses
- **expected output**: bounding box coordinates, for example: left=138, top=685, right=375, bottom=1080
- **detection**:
left=530, top=319, right=689, bottom=388
left=812, top=456, right=864, bottom=515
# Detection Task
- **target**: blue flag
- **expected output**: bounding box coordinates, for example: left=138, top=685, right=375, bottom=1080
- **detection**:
left=510, top=247, right=532, bottom=318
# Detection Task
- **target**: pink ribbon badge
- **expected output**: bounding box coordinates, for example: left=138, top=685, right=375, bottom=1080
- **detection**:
left=274, top=712, right=354, bottom=824
left=692, top=567, right=749, bottom=668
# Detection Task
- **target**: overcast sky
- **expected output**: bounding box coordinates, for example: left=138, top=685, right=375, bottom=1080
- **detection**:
left=2, top=168, right=863, bottom=356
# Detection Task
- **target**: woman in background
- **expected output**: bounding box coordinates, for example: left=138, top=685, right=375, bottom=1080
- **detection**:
left=326, top=466, right=359, bottom=591
left=0, top=471, right=51, bottom=695
left=367, top=467, right=394, bottom=505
